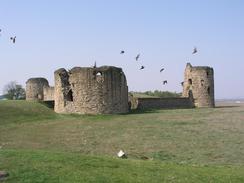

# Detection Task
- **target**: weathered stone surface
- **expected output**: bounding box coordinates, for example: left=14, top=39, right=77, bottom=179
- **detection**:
left=130, top=97, right=194, bottom=110
left=26, top=63, right=215, bottom=112
left=43, top=86, right=54, bottom=101
left=54, top=66, right=129, bottom=114
left=26, top=78, right=49, bottom=101
left=182, top=63, right=215, bottom=107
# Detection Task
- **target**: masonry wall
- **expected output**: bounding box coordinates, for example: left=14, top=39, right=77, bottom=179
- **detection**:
left=54, top=66, right=128, bottom=114
left=130, top=97, right=194, bottom=110
left=43, top=86, right=55, bottom=101
left=26, top=78, right=49, bottom=101
left=182, top=63, right=215, bottom=107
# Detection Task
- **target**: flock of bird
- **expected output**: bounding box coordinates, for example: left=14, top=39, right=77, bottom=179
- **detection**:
left=118, top=47, right=198, bottom=86
left=0, top=29, right=16, bottom=44
left=119, top=50, right=168, bottom=85
left=1, top=27, right=198, bottom=87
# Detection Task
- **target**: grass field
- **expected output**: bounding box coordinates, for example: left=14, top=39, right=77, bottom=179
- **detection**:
left=1, top=100, right=244, bottom=182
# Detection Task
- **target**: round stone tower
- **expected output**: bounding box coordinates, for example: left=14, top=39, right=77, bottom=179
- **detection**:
left=182, top=63, right=215, bottom=107
left=54, top=66, right=128, bottom=114
left=26, top=78, right=49, bottom=101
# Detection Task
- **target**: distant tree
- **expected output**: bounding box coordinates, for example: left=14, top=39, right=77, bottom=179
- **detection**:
left=3, top=81, right=26, bottom=100
left=131, top=90, right=181, bottom=98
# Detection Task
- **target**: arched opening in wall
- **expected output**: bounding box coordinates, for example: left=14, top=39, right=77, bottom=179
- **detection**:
left=188, top=79, right=192, bottom=85
left=188, top=90, right=193, bottom=98
left=201, top=79, right=204, bottom=86
left=207, top=87, right=210, bottom=95
left=67, top=90, right=73, bottom=101
left=206, top=71, right=209, bottom=76
left=95, top=71, right=103, bottom=83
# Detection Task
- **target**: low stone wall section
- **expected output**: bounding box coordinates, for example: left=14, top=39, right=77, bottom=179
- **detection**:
left=130, top=97, right=194, bottom=110
left=43, top=86, right=55, bottom=101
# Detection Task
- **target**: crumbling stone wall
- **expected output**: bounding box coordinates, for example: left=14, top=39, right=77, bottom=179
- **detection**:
left=130, top=97, right=194, bottom=110
left=54, top=66, right=128, bottom=114
left=182, top=63, right=215, bottom=107
left=26, top=78, right=49, bottom=101
left=43, top=86, right=55, bottom=101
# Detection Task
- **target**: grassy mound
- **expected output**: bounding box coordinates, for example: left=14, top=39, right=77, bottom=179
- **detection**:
left=0, top=100, right=57, bottom=125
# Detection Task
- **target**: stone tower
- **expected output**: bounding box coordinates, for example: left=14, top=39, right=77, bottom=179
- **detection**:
left=54, top=66, right=128, bottom=114
left=26, top=78, right=49, bottom=101
left=182, top=63, right=215, bottom=107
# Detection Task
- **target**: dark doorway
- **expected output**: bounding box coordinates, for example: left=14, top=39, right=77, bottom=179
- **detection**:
left=207, top=87, right=210, bottom=95
left=188, top=79, right=192, bottom=85
left=67, top=90, right=73, bottom=101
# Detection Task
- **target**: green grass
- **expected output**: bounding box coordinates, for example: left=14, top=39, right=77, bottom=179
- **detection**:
left=1, top=100, right=244, bottom=182
left=0, top=100, right=58, bottom=125
left=1, top=149, right=244, bottom=183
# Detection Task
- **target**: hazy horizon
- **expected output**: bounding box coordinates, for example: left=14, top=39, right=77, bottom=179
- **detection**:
left=1, top=0, right=244, bottom=99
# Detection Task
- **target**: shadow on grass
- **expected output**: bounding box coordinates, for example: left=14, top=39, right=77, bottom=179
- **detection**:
left=215, top=105, right=240, bottom=108
left=40, top=101, right=55, bottom=109
left=126, top=107, right=195, bottom=115
left=126, top=109, right=161, bottom=115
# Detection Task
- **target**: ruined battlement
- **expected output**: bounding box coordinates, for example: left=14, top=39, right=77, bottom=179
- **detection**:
left=54, top=66, right=129, bottom=114
left=182, top=63, right=215, bottom=107
left=26, top=77, right=49, bottom=101
left=26, top=63, right=215, bottom=114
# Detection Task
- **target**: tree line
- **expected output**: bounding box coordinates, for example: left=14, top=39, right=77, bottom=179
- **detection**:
left=1, top=81, right=25, bottom=100
left=130, top=90, right=181, bottom=98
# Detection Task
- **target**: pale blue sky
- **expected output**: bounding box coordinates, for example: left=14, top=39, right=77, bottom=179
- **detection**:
left=0, top=0, right=244, bottom=99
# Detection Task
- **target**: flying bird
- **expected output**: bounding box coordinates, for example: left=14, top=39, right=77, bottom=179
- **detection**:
left=10, top=36, right=16, bottom=43
left=140, top=66, right=145, bottom=70
left=120, top=50, right=125, bottom=54
left=192, top=47, right=197, bottom=54
left=135, top=54, right=140, bottom=61
left=160, top=68, right=164, bottom=72
left=163, top=80, right=167, bottom=85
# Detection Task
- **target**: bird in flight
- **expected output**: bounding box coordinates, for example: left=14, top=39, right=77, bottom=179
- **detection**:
left=163, top=80, right=167, bottom=85
left=160, top=68, right=164, bottom=72
left=192, top=47, right=197, bottom=54
left=135, top=54, right=140, bottom=61
left=140, top=66, right=145, bottom=70
left=10, top=36, right=16, bottom=43
left=120, top=50, right=125, bottom=54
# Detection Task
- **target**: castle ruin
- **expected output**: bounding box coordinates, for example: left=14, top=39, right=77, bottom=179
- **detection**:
left=129, top=63, right=215, bottom=110
left=54, top=66, right=128, bottom=114
left=26, top=78, right=49, bottom=101
left=182, top=63, right=215, bottom=107
left=26, top=63, right=215, bottom=113
left=26, top=66, right=128, bottom=114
